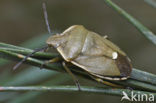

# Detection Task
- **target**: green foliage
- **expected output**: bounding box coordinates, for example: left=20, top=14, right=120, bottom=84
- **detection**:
left=104, top=0, right=156, bottom=45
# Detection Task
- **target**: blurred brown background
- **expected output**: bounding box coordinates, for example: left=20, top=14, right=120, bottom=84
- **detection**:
left=0, top=0, right=156, bottom=103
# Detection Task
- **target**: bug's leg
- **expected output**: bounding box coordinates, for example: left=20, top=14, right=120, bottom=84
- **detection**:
left=62, top=62, right=81, bottom=91
left=90, top=75, right=123, bottom=88
left=13, top=45, right=49, bottom=70
left=97, top=78, right=123, bottom=88
left=40, top=57, right=61, bottom=69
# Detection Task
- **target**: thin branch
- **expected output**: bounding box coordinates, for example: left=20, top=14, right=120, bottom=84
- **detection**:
left=0, top=46, right=58, bottom=59
left=0, top=49, right=63, bottom=72
left=131, top=69, right=156, bottom=85
left=144, top=0, right=156, bottom=8
left=0, top=42, right=28, bottom=50
left=0, top=86, right=155, bottom=98
left=103, top=0, right=156, bottom=45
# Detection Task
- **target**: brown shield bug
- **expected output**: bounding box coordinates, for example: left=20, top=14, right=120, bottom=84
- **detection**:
left=46, top=25, right=132, bottom=81
left=13, top=3, right=132, bottom=89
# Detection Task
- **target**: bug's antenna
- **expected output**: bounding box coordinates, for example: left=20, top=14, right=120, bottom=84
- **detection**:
left=42, top=2, right=52, bottom=34
left=13, top=46, right=49, bottom=70
left=13, top=2, right=52, bottom=70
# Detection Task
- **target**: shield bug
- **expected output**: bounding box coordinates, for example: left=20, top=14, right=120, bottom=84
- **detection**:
left=46, top=25, right=132, bottom=81
left=13, top=3, right=132, bottom=89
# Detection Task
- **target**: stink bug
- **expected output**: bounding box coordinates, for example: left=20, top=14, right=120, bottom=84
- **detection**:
left=46, top=25, right=132, bottom=81
left=13, top=3, right=132, bottom=89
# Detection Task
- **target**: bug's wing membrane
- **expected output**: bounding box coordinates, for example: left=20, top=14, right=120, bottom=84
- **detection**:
left=72, top=55, right=121, bottom=76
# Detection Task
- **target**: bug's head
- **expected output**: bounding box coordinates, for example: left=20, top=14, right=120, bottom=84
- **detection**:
left=46, top=34, right=64, bottom=48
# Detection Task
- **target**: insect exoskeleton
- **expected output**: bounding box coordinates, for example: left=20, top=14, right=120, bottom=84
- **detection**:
left=46, top=25, right=132, bottom=81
